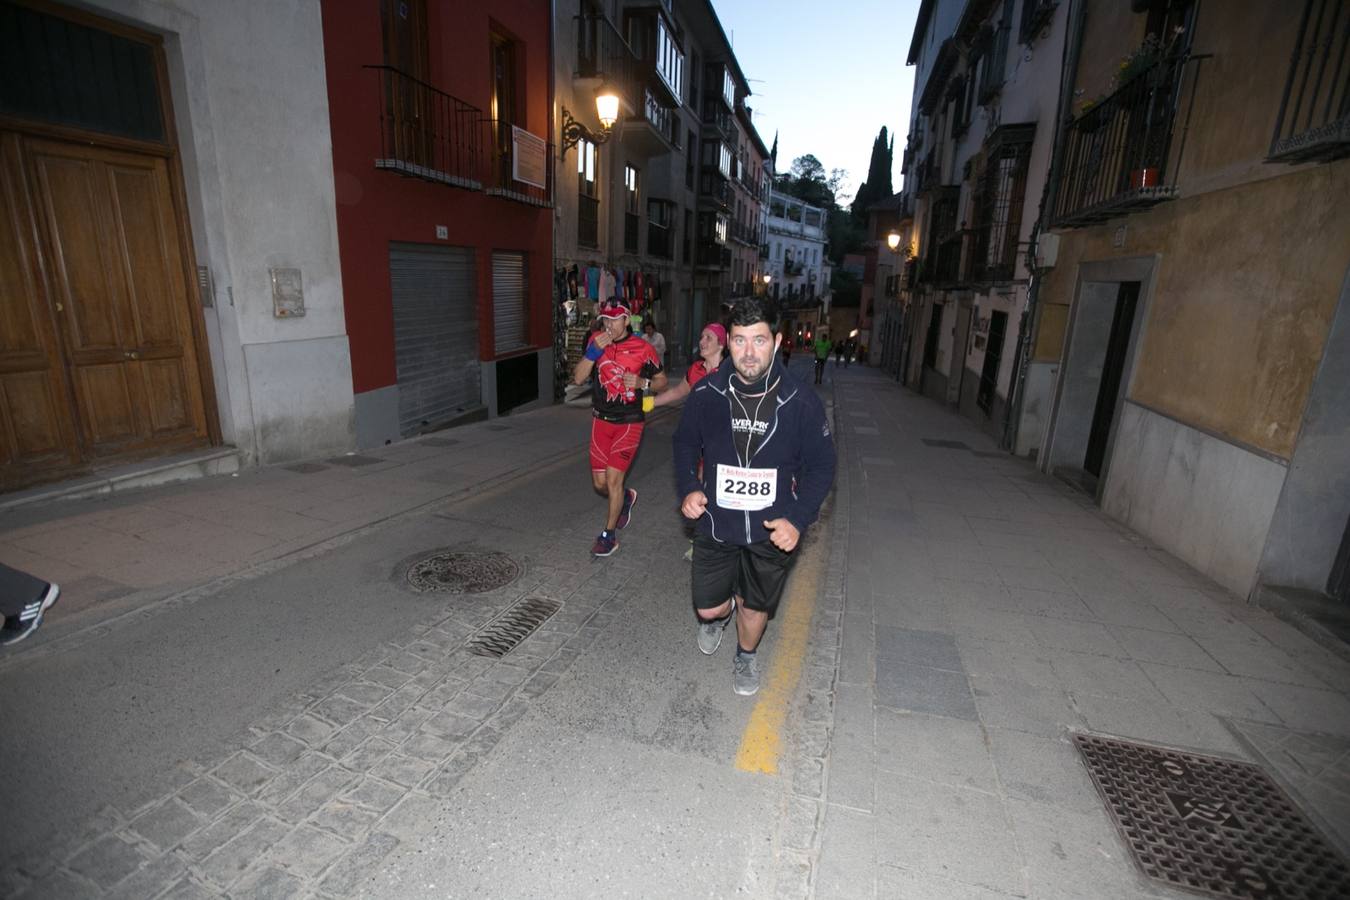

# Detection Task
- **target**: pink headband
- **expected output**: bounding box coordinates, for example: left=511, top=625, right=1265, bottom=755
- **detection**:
left=704, top=323, right=727, bottom=347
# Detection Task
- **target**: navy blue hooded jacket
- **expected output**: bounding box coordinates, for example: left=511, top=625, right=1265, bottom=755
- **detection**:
left=672, top=357, right=836, bottom=545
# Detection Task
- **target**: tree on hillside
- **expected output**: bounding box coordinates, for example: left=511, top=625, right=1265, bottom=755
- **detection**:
left=850, top=126, right=894, bottom=220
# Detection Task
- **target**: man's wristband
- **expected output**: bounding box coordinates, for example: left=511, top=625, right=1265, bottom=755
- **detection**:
left=584, top=344, right=603, bottom=361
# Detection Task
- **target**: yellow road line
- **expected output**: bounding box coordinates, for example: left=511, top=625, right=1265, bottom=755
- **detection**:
left=734, top=530, right=829, bottom=775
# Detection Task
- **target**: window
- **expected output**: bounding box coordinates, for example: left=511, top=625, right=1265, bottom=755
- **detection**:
left=979, top=0, right=1014, bottom=104
left=971, top=126, right=1033, bottom=282
left=722, top=66, right=735, bottom=107
left=686, top=130, right=697, bottom=188
left=655, top=15, right=684, bottom=99
left=648, top=199, right=673, bottom=258
left=578, top=138, right=598, bottom=248
left=490, top=31, right=520, bottom=186
left=492, top=251, right=528, bottom=354
left=624, top=164, right=640, bottom=212
left=624, top=165, right=641, bottom=253
left=1020, top=0, right=1057, bottom=45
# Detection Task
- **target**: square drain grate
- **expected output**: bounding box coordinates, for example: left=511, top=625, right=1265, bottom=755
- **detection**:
left=1074, top=733, right=1350, bottom=899
left=921, top=438, right=969, bottom=449
left=467, top=597, right=561, bottom=658
left=421, top=437, right=461, bottom=447
left=325, top=454, right=384, bottom=467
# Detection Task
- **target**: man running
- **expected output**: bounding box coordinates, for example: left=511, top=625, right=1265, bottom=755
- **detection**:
left=673, top=298, right=836, bottom=695
left=573, top=301, right=667, bottom=557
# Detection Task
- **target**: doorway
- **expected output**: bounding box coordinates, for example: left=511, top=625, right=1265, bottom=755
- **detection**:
left=1084, top=282, right=1140, bottom=477
left=1044, top=270, right=1149, bottom=497
left=950, top=298, right=972, bottom=406
left=0, top=2, right=215, bottom=491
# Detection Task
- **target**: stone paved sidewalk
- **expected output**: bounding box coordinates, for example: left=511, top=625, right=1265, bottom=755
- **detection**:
left=0, top=406, right=634, bottom=639
left=797, top=365, right=1350, bottom=899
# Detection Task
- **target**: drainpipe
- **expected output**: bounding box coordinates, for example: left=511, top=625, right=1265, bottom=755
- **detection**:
left=1001, top=0, right=1088, bottom=453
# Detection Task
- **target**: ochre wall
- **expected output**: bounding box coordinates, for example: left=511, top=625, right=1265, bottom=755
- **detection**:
left=1037, top=162, right=1350, bottom=461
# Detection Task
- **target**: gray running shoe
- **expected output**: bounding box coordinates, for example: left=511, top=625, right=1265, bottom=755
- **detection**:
left=697, top=608, right=732, bottom=655
left=733, top=651, right=760, bottom=696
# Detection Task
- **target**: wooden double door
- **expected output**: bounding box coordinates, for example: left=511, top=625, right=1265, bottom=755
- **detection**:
left=0, top=131, right=212, bottom=491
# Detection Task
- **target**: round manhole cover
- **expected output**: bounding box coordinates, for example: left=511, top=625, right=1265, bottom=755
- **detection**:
left=405, top=550, right=521, bottom=594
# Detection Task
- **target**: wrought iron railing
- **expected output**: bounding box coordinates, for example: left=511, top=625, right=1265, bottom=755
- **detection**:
left=1269, top=0, right=1350, bottom=163
left=1053, top=55, right=1189, bottom=227
left=367, top=65, right=483, bottom=189
left=624, top=212, right=640, bottom=253
left=647, top=222, right=672, bottom=258
left=575, top=11, right=639, bottom=103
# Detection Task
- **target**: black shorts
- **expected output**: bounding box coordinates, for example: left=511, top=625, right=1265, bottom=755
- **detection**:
left=691, top=533, right=797, bottom=615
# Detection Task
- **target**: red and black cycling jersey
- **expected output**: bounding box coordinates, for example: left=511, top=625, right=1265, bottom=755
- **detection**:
left=589, top=333, right=663, bottom=423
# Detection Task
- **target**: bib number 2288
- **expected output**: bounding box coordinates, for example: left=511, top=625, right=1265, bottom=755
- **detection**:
left=715, top=464, right=777, bottom=511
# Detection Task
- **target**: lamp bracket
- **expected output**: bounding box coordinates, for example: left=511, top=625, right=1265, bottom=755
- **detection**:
left=560, top=106, right=613, bottom=157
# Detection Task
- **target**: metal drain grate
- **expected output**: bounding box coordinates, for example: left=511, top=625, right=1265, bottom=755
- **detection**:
left=467, top=597, right=560, bottom=657
left=486, top=424, right=512, bottom=431
left=405, top=550, right=521, bottom=594
left=282, top=462, right=329, bottom=474
left=326, top=454, right=385, bottom=467
left=1074, top=733, right=1350, bottom=899
left=921, top=438, right=969, bottom=449
left=420, top=437, right=460, bottom=447
left=970, top=449, right=1007, bottom=458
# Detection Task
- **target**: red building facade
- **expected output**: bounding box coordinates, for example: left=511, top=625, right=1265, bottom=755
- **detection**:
left=321, top=0, right=554, bottom=445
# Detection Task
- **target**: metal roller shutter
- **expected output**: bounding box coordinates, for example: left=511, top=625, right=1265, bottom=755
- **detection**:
left=492, top=251, right=528, bottom=355
left=390, top=243, right=480, bottom=436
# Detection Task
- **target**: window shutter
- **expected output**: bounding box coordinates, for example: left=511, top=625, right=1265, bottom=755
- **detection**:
left=492, top=251, right=528, bottom=354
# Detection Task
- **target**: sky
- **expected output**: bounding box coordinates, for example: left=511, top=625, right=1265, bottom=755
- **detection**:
left=711, top=0, right=924, bottom=204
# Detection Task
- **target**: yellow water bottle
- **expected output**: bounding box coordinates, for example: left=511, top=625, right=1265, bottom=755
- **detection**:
left=642, top=395, right=655, bottom=413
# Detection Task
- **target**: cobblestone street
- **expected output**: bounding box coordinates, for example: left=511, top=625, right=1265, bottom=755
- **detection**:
left=3, top=363, right=1349, bottom=898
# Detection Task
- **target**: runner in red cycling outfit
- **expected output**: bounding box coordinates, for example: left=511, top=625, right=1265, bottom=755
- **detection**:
left=572, top=302, right=667, bottom=557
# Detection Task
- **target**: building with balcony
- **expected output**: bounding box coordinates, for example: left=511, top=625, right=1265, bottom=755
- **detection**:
left=765, top=190, right=831, bottom=346
left=895, top=0, right=1067, bottom=441
left=554, top=0, right=759, bottom=378
left=321, top=0, right=554, bottom=447
left=725, top=104, right=772, bottom=305
left=1030, top=0, right=1350, bottom=604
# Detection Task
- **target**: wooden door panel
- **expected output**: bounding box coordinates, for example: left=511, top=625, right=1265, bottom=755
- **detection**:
left=108, top=163, right=180, bottom=348
left=28, top=137, right=208, bottom=458
left=1, top=372, right=68, bottom=462
left=75, top=362, right=140, bottom=447
left=31, top=150, right=132, bottom=355
left=0, top=132, right=79, bottom=483
left=141, top=358, right=192, bottom=435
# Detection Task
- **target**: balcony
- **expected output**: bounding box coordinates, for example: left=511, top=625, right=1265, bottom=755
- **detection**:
left=1053, top=55, right=1190, bottom=227
left=696, top=243, right=731, bottom=270
left=578, top=195, right=599, bottom=249
left=698, top=174, right=731, bottom=209
left=647, top=222, right=673, bottom=258
left=623, top=7, right=684, bottom=109
left=730, top=220, right=757, bottom=247
left=620, top=86, right=678, bottom=157
left=367, top=65, right=484, bottom=191
left=702, top=105, right=736, bottom=143
left=574, top=12, right=639, bottom=114
left=1269, top=0, right=1350, bottom=163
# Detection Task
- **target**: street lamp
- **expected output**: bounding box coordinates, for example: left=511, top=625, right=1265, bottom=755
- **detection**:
left=886, top=230, right=902, bottom=251
left=560, top=84, right=621, bottom=156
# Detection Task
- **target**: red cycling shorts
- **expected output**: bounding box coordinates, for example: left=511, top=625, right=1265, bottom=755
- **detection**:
left=590, top=418, right=645, bottom=473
